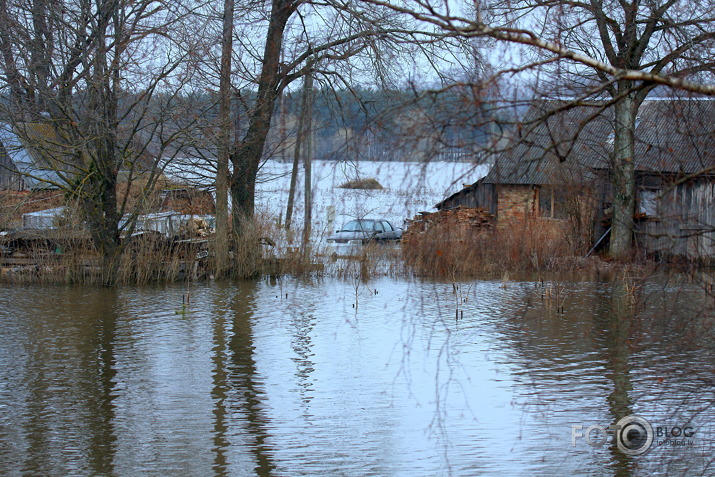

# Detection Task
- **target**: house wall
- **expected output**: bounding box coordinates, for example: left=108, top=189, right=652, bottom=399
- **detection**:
left=496, top=184, right=538, bottom=221
left=637, top=177, right=715, bottom=261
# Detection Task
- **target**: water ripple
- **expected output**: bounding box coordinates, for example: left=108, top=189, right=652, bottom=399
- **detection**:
left=0, top=277, right=713, bottom=475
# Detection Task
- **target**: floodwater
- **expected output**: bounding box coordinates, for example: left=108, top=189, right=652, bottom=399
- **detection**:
left=168, top=158, right=491, bottom=241
left=0, top=276, right=713, bottom=476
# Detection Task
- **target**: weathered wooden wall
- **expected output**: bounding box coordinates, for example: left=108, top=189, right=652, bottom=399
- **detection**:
left=637, top=177, right=715, bottom=261
left=0, top=148, right=27, bottom=191
left=437, top=180, right=497, bottom=214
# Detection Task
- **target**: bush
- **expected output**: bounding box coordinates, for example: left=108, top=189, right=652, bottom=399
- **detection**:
left=337, top=178, right=383, bottom=190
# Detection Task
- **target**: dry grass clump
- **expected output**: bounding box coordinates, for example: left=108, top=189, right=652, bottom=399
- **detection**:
left=0, top=227, right=204, bottom=285
left=230, top=215, right=274, bottom=278
left=1, top=228, right=93, bottom=284
left=226, top=212, right=326, bottom=278
left=402, top=217, right=576, bottom=278
left=117, top=232, right=187, bottom=283
left=330, top=241, right=403, bottom=279
left=337, top=178, right=383, bottom=190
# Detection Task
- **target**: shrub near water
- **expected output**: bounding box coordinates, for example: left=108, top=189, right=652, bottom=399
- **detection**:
left=402, top=217, right=574, bottom=277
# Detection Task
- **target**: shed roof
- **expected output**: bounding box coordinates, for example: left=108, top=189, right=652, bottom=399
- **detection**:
left=634, top=99, right=715, bottom=174
left=483, top=100, right=612, bottom=185
left=0, top=122, right=73, bottom=189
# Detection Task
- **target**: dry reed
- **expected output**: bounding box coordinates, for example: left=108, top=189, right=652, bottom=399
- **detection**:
left=402, top=217, right=576, bottom=278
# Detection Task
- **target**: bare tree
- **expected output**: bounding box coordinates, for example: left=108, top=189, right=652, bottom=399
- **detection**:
left=212, top=0, right=424, bottom=238
left=301, top=64, right=314, bottom=252
left=0, top=0, right=199, bottom=283
left=216, top=0, right=234, bottom=277
left=285, top=75, right=311, bottom=232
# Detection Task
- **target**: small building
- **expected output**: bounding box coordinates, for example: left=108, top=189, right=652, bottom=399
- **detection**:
left=22, top=207, right=66, bottom=229
left=631, top=100, right=715, bottom=260
left=437, top=99, right=715, bottom=261
left=0, top=122, right=69, bottom=191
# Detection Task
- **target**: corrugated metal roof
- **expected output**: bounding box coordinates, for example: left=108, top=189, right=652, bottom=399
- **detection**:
left=483, top=98, right=715, bottom=186
left=22, top=206, right=65, bottom=229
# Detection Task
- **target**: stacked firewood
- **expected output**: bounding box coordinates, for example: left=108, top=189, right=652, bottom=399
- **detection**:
left=402, top=207, right=493, bottom=244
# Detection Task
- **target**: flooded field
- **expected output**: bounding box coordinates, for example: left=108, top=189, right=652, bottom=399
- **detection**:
left=0, top=275, right=713, bottom=475
left=168, top=159, right=490, bottom=239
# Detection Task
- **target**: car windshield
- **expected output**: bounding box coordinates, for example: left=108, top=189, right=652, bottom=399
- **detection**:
left=340, top=220, right=375, bottom=232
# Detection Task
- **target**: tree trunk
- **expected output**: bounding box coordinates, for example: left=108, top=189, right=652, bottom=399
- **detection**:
left=285, top=92, right=304, bottom=231
left=83, top=0, right=121, bottom=286
left=81, top=164, right=121, bottom=286
left=301, top=69, right=314, bottom=253
left=609, top=91, right=637, bottom=260
left=215, top=0, right=234, bottom=276
left=229, top=0, right=293, bottom=234
left=86, top=126, right=122, bottom=285
left=230, top=160, right=258, bottom=234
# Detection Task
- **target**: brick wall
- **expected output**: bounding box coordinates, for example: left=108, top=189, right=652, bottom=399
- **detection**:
left=497, top=184, right=538, bottom=221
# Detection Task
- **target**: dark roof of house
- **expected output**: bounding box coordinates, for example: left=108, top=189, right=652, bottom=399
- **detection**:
left=482, top=98, right=715, bottom=186
left=483, top=100, right=613, bottom=185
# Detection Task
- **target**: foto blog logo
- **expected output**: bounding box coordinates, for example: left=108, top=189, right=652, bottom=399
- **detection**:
left=571, top=415, right=696, bottom=456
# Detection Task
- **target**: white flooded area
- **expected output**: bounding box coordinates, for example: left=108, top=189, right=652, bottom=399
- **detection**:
left=256, top=159, right=488, bottom=233
left=168, top=159, right=490, bottom=241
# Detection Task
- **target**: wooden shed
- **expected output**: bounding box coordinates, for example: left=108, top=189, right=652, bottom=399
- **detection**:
left=437, top=98, right=715, bottom=261
left=630, top=100, right=715, bottom=261
left=437, top=101, right=609, bottom=244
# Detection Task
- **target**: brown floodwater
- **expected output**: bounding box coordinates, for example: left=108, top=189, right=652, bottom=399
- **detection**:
left=0, top=275, right=713, bottom=476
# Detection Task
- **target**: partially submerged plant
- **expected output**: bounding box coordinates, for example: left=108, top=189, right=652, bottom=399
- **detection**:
left=337, top=178, right=384, bottom=190
left=402, top=214, right=581, bottom=278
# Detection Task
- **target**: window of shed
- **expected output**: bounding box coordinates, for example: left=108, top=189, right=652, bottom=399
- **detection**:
left=539, top=188, right=552, bottom=217
left=539, top=187, right=569, bottom=219
left=638, top=189, right=659, bottom=217
left=553, top=188, right=569, bottom=219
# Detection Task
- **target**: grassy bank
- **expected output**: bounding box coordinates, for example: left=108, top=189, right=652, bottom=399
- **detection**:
left=0, top=212, right=682, bottom=286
